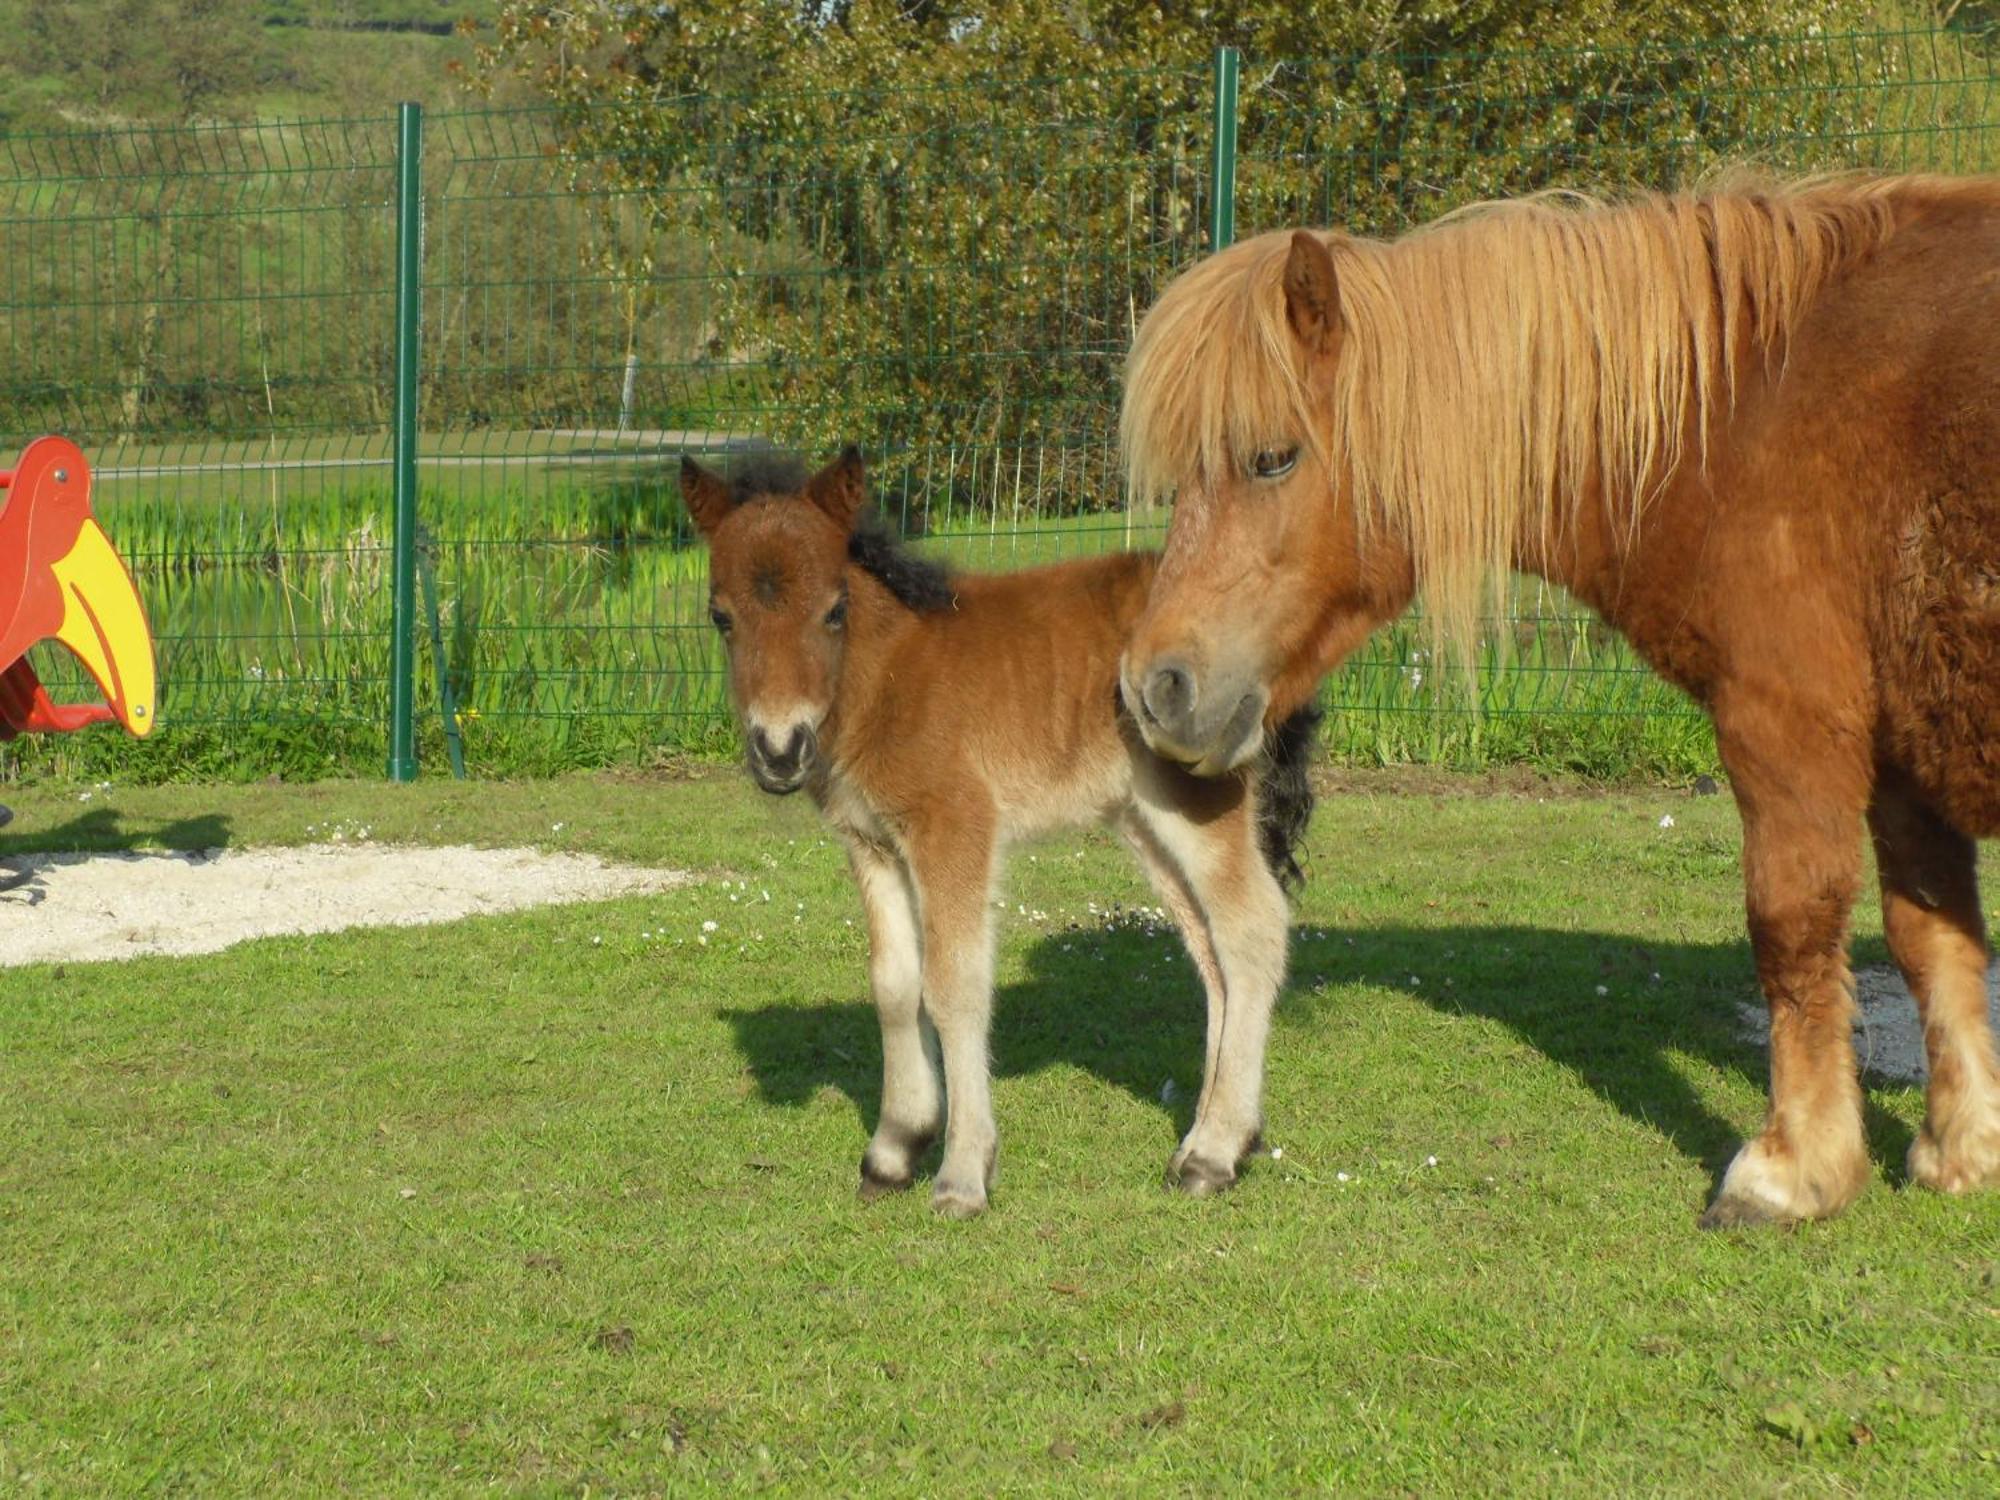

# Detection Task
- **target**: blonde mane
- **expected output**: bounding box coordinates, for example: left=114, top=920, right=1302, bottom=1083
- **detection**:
left=1121, top=176, right=1923, bottom=656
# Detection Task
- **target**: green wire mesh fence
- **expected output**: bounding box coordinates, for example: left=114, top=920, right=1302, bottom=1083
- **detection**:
left=2, top=28, right=1995, bottom=780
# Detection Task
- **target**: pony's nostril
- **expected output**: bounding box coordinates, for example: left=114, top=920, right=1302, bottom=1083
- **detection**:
left=1142, top=660, right=1197, bottom=727
left=785, top=727, right=814, bottom=767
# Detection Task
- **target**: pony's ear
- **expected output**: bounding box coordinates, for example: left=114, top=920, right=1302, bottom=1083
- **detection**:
left=1282, top=230, right=1342, bottom=360
left=680, top=456, right=732, bottom=537
left=806, top=446, right=867, bottom=531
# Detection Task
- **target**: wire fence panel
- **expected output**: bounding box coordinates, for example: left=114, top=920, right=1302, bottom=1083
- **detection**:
left=407, top=69, right=1214, bottom=773
left=0, top=116, right=401, bottom=777
left=0, top=29, right=1994, bottom=780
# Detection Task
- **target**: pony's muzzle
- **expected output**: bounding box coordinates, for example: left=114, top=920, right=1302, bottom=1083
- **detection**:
left=1125, top=656, right=1268, bottom=775
left=747, top=724, right=816, bottom=795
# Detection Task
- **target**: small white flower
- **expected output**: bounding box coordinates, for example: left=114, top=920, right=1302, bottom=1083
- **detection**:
left=1270, top=1147, right=1284, bottom=1161
left=701, top=920, right=718, bottom=933
left=1336, top=1171, right=1351, bottom=1183
left=1425, top=1155, right=1439, bottom=1168
left=1658, top=813, right=1676, bottom=829
left=1595, top=984, right=1608, bottom=996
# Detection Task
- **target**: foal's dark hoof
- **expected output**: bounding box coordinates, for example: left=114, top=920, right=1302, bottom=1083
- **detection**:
left=1697, top=1192, right=1795, bottom=1231
left=1167, top=1153, right=1238, bottom=1198
left=858, top=1155, right=915, bottom=1203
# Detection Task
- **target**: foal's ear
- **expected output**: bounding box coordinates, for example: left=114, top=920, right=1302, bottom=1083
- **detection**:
left=680, top=456, right=732, bottom=537
left=806, top=446, right=868, bottom=532
left=1281, top=230, right=1343, bottom=361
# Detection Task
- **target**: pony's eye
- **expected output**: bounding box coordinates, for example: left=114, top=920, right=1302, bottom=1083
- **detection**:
left=824, top=597, right=848, bottom=630
left=709, top=605, right=733, bottom=635
left=1252, top=446, right=1299, bottom=481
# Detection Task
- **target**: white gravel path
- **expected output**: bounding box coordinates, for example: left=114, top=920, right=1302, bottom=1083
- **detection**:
left=0, top=844, right=690, bottom=967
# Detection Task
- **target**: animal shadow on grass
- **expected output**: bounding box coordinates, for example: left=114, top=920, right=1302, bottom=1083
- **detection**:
left=0, top=804, right=233, bottom=857
left=720, top=922, right=1916, bottom=1192
left=0, top=806, right=235, bottom=904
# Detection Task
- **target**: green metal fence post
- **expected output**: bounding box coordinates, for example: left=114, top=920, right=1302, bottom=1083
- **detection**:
left=1208, top=46, right=1240, bottom=251
left=388, top=101, right=423, bottom=782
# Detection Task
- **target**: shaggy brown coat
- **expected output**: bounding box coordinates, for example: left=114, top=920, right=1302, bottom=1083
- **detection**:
left=1117, top=174, right=2000, bottom=1227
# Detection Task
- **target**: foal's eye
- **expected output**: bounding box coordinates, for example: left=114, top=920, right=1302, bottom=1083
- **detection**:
left=824, top=597, right=848, bottom=631
left=709, top=605, right=733, bottom=635
left=1252, top=446, right=1299, bottom=480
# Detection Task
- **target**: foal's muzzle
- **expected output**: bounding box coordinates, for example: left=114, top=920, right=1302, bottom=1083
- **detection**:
left=747, top=724, right=816, bottom=795
left=1122, top=655, right=1269, bottom=776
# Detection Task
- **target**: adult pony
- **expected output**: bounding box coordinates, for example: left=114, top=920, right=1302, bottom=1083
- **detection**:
left=1116, top=174, right=2000, bottom=1227
left=683, top=450, right=1317, bottom=1215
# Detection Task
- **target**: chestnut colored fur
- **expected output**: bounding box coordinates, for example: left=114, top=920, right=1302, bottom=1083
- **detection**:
left=1119, top=173, right=2000, bottom=1227
left=683, top=449, right=1314, bottom=1215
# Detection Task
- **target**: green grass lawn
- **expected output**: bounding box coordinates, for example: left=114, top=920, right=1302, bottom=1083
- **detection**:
left=1, top=770, right=1995, bottom=1492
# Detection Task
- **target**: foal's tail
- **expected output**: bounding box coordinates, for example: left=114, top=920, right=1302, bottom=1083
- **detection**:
left=1258, top=705, right=1322, bottom=893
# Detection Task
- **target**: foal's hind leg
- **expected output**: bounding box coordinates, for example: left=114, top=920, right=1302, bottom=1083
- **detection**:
left=1129, top=771, right=1290, bottom=1195
left=1702, top=696, right=1873, bottom=1228
left=848, top=840, right=944, bottom=1200
left=1869, top=770, right=2000, bottom=1193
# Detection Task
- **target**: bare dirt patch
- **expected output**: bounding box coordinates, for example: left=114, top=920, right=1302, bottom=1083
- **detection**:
left=0, top=844, right=691, bottom=967
left=1736, top=964, right=2000, bottom=1086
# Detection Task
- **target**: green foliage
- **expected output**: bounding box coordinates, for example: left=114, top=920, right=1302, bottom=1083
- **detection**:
left=466, top=1, right=1989, bottom=522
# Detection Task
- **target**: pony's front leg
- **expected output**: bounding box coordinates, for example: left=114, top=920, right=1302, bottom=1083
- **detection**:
left=847, top=840, right=942, bottom=1200
left=1702, top=692, right=1873, bottom=1228
left=908, top=819, right=1001, bottom=1218
left=1129, top=778, right=1291, bottom=1195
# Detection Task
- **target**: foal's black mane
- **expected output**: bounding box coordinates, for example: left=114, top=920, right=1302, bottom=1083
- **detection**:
left=714, top=452, right=956, bottom=614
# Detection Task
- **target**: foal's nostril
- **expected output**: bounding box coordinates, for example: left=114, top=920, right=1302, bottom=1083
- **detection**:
left=749, top=724, right=813, bottom=783
left=1141, top=660, right=1197, bottom=729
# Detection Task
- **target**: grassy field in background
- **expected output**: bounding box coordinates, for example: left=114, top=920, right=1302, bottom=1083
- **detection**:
left=0, top=771, right=1994, bottom=1492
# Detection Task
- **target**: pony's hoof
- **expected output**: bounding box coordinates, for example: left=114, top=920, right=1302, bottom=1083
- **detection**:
left=1907, top=1113, right=2000, bottom=1194
left=930, top=1179, right=988, bottom=1219
left=1166, top=1151, right=1237, bottom=1198
left=1700, top=1134, right=1866, bottom=1229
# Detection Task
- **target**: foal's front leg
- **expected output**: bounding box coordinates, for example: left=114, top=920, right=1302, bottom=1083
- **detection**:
left=906, top=817, right=1001, bottom=1217
left=1129, top=771, right=1290, bottom=1194
left=847, top=840, right=943, bottom=1199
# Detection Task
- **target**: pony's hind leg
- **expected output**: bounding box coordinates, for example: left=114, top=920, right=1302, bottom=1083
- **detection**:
left=1869, top=770, right=2000, bottom=1193
left=848, top=840, right=943, bottom=1200
left=906, top=815, right=1002, bottom=1218
left=1702, top=695, right=1873, bottom=1228
left=1128, top=773, right=1290, bottom=1195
